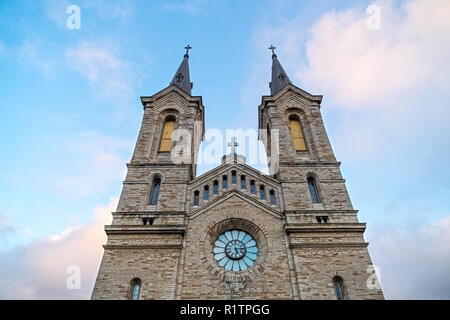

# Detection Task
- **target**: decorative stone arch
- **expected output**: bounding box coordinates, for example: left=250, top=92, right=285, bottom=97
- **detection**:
left=202, top=217, right=268, bottom=286
left=145, top=172, right=165, bottom=207
left=153, top=108, right=181, bottom=156
left=128, top=277, right=142, bottom=300
left=332, top=275, right=348, bottom=300
left=285, top=107, right=312, bottom=154
left=304, top=171, right=323, bottom=204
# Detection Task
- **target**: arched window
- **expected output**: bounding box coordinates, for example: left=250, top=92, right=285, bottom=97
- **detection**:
left=159, top=117, right=176, bottom=152
left=289, top=117, right=307, bottom=151
left=308, top=177, right=320, bottom=203
left=260, top=185, right=265, bottom=200
left=222, top=175, right=228, bottom=190
left=269, top=190, right=276, bottom=205
left=231, top=171, right=237, bottom=184
left=204, top=185, right=209, bottom=201
left=332, top=276, right=345, bottom=300
left=241, top=175, right=246, bottom=189
left=130, top=278, right=141, bottom=300
left=213, top=180, right=219, bottom=195
left=149, top=177, right=161, bottom=205
left=250, top=180, right=256, bottom=194
left=194, top=190, right=200, bottom=206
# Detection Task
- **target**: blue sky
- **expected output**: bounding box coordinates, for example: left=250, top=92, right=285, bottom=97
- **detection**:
left=0, top=0, right=449, bottom=299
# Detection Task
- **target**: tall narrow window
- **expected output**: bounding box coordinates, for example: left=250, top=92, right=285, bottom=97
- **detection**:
left=159, top=118, right=176, bottom=152
left=260, top=185, right=265, bottom=200
left=250, top=180, right=256, bottom=194
left=194, top=190, right=200, bottom=206
left=130, top=278, right=141, bottom=300
left=204, top=185, right=209, bottom=201
left=270, top=190, right=276, bottom=205
left=231, top=171, right=237, bottom=184
left=223, top=175, right=228, bottom=190
left=308, top=177, right=320, bottom=203
left=241, top=175, right=246, bottom=189
left=213, top=180, right=219, bottom=195
left=150, top=178, right=161, bottom=205
left=289, top=117, right=307, bottom=151
left=333, top=276, right=344, bottom=300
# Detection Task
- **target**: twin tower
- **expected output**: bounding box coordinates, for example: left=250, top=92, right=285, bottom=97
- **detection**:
left=91, top=46, right=384, bottom=300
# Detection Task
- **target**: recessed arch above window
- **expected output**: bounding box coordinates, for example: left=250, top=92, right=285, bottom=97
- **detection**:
left=288, top=115, right=307, bottom=151
left=204, top=185, right=209, bottom=201
left=159, top=115, right=176, bottom=152
left=332, top=276, right=346, bottom=300
left=241, top=175, right=246, bottom=189
left=269, top=190, right=276, bottom=205
left=149, top=177, right=161, bottom=205
left=129, top=278, right=142, bottom=300
left=193, top=190, right=200, bottom=206
left=213, top=180, right=219, bottom=195
left=222, top=175, right=228, bottom=190
left=260, top=185, right=266, bottom=200
left=307, top=176, right=320, bottom=203
left=250, top=180, right=256, bottom=194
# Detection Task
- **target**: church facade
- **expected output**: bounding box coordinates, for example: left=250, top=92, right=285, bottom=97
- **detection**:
left=91, top=46, right=384, bottom=300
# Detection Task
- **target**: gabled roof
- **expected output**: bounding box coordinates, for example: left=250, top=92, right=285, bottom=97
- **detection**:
left=189, top=189, right=282, bottom=220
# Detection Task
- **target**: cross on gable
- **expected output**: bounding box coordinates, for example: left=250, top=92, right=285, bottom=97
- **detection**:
left=227, top=137, right=239, bottom=154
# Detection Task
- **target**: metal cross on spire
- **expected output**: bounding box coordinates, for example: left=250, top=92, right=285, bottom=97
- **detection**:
left=185, top=44, right=192, bottom=56
left=269, top=45, right=276, bottom=56
left=227, top=137, right=239, bottom=155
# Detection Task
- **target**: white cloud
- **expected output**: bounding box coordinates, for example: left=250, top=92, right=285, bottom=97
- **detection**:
left=66, top=41, right=140, bottom=102
left=0, top=197, right=117, bottom=299
left=367, top=215, right=450, bottom=299
left=18, top=39, right=58, bottom=76
left=43, top=0, right=72, bottom=28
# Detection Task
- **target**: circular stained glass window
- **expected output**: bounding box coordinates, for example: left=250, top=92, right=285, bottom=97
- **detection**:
left=213, top=229, right=258, bottom=272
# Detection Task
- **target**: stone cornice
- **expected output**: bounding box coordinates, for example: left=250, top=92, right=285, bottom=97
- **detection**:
left=284, top=209, right=359, bottom=215
left=278, top=161, right=341, bottom=167
left=112, top=211, right=186, bottom=216
left=104, top=244, right=183, bottom=250
left=126, top=163, right=192, bottom=168
left=105, top=225, right=186, bottom=235
left=284, top=223, right=366, bottom=234
left=289, top=242, right=368, bottom=249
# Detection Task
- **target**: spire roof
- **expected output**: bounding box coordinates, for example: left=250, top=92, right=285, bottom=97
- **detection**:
left=170, top=45, right=193, bottom=95
left=268, top=45, right=292, bottom=95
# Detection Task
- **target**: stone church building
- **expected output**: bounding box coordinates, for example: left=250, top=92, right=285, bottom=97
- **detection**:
left=91, top=46, right=384, bottom=300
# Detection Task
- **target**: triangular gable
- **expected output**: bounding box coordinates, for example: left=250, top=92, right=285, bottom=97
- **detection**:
left=189, top=189, right=282, bottom=221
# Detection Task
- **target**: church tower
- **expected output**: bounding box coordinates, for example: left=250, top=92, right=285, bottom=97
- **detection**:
left=258, top=46, right=383, bottom=299
left=91, top=46, right=384, bottom=300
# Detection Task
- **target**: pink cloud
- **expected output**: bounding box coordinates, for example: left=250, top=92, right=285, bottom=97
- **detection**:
left=300, top=0, right=450, bottom=107
left=0, top=198, right=117, bottom=299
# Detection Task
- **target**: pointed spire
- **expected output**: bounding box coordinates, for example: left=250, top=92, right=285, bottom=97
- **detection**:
left=170, top=45, right=193, bottom=95
left=268, top=45, right=292, bottom=95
